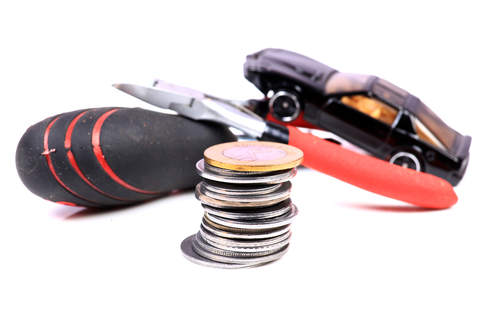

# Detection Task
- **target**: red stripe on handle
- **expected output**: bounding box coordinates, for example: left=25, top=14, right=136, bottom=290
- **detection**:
left=287, top=126, right=457, bottom=209
left=92, top=109, right=162, bottom=195
left=43, top=116, right=98, bottom=205
left=65, top=111, right=129, bottom=202
left=64, top=111, right=87, bottom=149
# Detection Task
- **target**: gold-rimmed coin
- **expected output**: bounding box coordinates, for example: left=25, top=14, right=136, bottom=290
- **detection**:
left=204, top=141, right=303, bottom=172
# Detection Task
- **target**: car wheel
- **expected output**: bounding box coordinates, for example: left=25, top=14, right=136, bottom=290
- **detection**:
left=268, top=89, right=302, bottom=122
left=389, top=151, right=422, bottom=172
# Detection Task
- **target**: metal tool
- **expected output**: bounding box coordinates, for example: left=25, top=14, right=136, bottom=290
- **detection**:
left=113, top=81, right=458, bottom=209
left=114, top=80, right=268, bottom=139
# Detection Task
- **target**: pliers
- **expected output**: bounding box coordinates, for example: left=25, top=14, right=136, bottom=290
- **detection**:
left=113, top=80, right=457, bottom=209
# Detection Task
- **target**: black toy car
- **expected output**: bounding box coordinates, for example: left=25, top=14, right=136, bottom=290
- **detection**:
left=244, top=48, right=471, bottom=186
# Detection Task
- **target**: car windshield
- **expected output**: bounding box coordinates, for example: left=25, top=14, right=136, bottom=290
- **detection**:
left=414, top=101, right=457, bottom=151
left=325, top=73, right=371, bottom=94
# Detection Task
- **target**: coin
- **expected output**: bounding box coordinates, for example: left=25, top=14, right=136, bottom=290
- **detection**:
left=202, top=179, right=282, bottom=196
left=205, top=204, right=298, bottom=229
left=196, top=159, right=297, bottom=184
left=204, top=141, right=303, bottom=172
left=198, top=181, right=291, bottom=203
left=201, top=198, right=293, bottom=220
left=181, top=235, right=260, bottom=269
left=195, top=183, right=290, bottom=208
left=201, top=216, right=292, bottom=239
left=203, top=161, right=268, bottom=177
left=199, top=224, right=292, bottom=249
left=192, top=232, right=290, bottom=265
left=194, top=232, right=284, bottom=258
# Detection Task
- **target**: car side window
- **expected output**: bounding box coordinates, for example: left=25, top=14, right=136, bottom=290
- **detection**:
left=340, top=95, right=398, bottom=126
left=413, top=117, right=447, bottom=151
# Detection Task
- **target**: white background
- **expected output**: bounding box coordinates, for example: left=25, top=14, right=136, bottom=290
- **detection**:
left=1, top=1, right=479, bottom=319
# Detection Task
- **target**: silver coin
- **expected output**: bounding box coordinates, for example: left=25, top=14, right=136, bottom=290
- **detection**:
left=202, top=179, right=282, bottom=196
left=199, top=181, right=291, bottom=203
left=199, top=224, right=292, bottom=251
left=201, top=216, right=291, bottom=239
left=194, top=232, right=283, bottom=258
left=206, top=204, right=298, bottom=230
left=195, top=183, right=290, bottom=208
left=202, top=198, right=293, bottom=220
left=196, top=159, right=297, bottom=184
left=181, top=235, right=262, bottom=269
left=199, top=224, right=292, bottom=248
left=192, top=233, right=290, bottom=265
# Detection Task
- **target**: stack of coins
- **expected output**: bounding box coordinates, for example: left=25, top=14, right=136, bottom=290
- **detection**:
left=181, top=141, right=303, bottom=269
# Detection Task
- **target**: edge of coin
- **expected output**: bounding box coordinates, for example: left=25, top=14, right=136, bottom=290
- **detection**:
left=205, top=204, right=298, bottom=230
left=204, top=141, right=303, bottom=172
left=196, top=159, right=298, bottom=184
left=181, top=235, right=260, bottom=269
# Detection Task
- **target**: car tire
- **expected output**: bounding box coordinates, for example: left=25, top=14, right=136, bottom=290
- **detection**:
left=269, top=89, right=302, bottom=122
left=389, top=151, right=423, bottom=172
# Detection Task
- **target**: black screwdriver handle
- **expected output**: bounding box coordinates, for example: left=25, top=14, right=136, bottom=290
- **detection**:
left=16, top=107, right=237, bottom=207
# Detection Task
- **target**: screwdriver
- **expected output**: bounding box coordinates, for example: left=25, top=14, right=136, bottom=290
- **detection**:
left=16, top=107, right=236, bottom=207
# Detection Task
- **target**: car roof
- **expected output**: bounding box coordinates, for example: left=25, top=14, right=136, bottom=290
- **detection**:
left=246, top=48, right=338, bottom=90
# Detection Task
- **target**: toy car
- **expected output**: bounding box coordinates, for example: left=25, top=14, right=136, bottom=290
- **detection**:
left=244, top=48, right=471, bottom=186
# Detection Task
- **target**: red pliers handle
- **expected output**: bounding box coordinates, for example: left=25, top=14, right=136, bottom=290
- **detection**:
left=287, top=126, right=456, bottom=209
